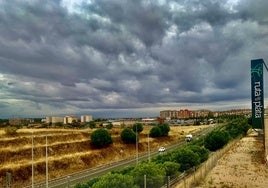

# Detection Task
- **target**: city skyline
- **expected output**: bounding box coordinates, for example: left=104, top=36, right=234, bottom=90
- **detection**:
left=1, top=0, right=268, bottom=118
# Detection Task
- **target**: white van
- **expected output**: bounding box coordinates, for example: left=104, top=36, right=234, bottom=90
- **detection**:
left=185, top=134, right=193, bottom=142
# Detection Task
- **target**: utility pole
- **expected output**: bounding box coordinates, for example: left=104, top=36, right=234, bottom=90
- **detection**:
left=46, top=134, right=48, bottom=188
left=136, top=127, right=138, bottom=165
left=32, top=132, right=34, bottom=188
left=147, top=133, right=150, bottom=162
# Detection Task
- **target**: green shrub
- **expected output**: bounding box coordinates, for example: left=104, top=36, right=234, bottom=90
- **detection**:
left=186, top=145, right=210, bottom=163
left=163, top=161, right=180, bottom=177
left=149, top=126, right=162, bottom=137
left=106, top=123, right=113, bottom=129
left=158, top=123, right=170, bottom=136
left=174, top=148, right=200, bottom=171
left=225, top=118, right=250, bottom=138
left=90, top=129, right=113, bottom=148
left=91, top=173, right=137, bottom=188
left=131, top=162, right=165, bottom=188
left=89, top=121, right=96, bottom=129
left=204, top=130, right=230, bottom=151
left=74, top=178, right=100, bottom=188
left=121, top=128, right=137, bottom=144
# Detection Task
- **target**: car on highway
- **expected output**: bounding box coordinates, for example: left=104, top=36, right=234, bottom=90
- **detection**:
left=158, top=146, right=165, bottom=152
left=185, top=134, right=193, bottom=142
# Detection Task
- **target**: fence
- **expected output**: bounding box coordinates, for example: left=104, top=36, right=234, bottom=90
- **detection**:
left=169, top=137, right=241, bottom=188
left=1, top=138, right=240, bottom=188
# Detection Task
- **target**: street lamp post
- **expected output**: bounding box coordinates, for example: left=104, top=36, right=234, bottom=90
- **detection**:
left=46, top=134, right=48, bottom=188
left=32, top=132, right=34, bottom=188
left=147, top=133, right=150, bottom=162
left=136, top=127, right=138, bottom=165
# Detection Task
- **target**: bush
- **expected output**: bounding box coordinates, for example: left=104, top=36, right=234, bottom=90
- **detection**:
left=173, top=148, right=200, bottom=171
left=163, top=161, right=180, bottom=177
left=106, top=123, right=113, bottom=129
left=89, top=121, right=96, bottom=129
left=91, top=173, right=138, bottom=188
left=149, top=123, right=170, bottom=138
left=186, top=145, right=210, bottom=163
left=225, top=118, right=250, bottom=138
left=131, top=162, right=165, bottom=188
left=121, top=128, right=137, bottom=144
left=90, top=129, right=113, bottom=148
left=204, top=130, right=230, bottom=151
left=152, top=152, right=173, bottom=164
left=74, top=178, right=100, bottom=188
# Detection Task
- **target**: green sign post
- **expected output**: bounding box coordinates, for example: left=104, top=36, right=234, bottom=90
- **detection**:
left=251, top=59, right=264, bottom=129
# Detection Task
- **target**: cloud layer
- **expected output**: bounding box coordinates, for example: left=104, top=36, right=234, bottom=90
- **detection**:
left=0, top=0, right=268, bottom=118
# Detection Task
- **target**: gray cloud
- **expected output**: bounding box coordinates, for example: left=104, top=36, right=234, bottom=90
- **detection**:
left=0, top=0, right=267, bottom=118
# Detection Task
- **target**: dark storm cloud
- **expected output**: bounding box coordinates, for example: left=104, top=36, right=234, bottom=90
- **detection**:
left=0, top=0, right=268, bottom=118
left=86, top=0, right=169, bottom=47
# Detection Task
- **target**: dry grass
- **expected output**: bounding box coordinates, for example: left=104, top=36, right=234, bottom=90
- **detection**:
left=199, top=131, right=268, bottom=188
left=0, top=125, right=208, bottom=186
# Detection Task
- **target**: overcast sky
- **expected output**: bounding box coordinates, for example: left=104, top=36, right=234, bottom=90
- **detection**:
left=0, top=0, right=268, bottom=119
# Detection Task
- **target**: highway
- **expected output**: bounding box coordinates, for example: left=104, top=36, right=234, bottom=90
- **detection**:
left=24, top=125, right=215, bottom=188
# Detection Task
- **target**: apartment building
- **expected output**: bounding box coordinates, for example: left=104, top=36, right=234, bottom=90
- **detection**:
left=46, top=116, right=64, bottom=124
left=63, top=116, right=78, bottom=124
left=81, top=115, right=93, bottom=123
left=160, top=109, right=194, bottom=119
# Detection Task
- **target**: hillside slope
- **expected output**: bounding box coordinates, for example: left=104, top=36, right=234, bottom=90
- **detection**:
left=0, top=125, right=207, bottom=187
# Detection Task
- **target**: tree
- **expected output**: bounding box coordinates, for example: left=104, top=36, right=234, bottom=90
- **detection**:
left=204, top=130, right=230, bottom=151
left=225, top=118, right=250, bottom=138
left=132, top=123, right=143, bottom=133
left=71, top=120, right=80, bottom=127
left=186, top=145, right=210, bottom=163
left=131, top=162, right=165, bottom=188
left=55, top=122, right=63, bottom=127
left=163, top=161, right=180, bottom=177
left=90, top=129, right=113, bottom=148
left=149, top=126, right=162, bottom=138
left=149, top=123, right=170, bottom=138
left=91, top=173, right=138, bottom=188
left=89, top=121, right=96, bottom=129
left=173, top=148, right=200, bottom=171
left=106, top=123, right=113, bottom=129
left=121, top=128, right=137, bottom=144
left=74, top=178, right=100, bottom=188
left=158, top=123, right=170, bottom=136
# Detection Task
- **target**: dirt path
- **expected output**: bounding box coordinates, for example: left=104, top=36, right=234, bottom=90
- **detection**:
left=199, top=131, right=268, bottom=188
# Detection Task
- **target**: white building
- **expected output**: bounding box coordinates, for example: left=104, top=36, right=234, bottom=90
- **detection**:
left=46, top=116, right=64, bottom=124
left=81, top=115, right=93, bottom=123
left=64, top=116, right=78, bottom=124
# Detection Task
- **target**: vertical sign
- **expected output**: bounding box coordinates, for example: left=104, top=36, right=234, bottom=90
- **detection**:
left=251, top=59, right=264, bottom=129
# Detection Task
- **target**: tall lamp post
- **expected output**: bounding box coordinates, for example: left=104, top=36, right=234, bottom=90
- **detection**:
left=136, top=127, right=138, bottom=165
left=46, top=134, right=48, bottom=188
left=147, top=133, right=150, bottom=162
left=32, top=132, right=34, bottom=188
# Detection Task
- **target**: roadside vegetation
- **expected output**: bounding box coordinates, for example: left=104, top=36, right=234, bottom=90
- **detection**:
left=75, top=115, right=251, bottom=188
left=0, top=114, right=250, bottom=187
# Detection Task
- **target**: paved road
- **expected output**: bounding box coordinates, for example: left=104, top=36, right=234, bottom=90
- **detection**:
left=24, top=125, right=215, bottom=188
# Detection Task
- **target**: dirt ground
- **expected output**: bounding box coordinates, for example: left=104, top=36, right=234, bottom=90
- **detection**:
left=199, top=130, right=268, bottom=188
